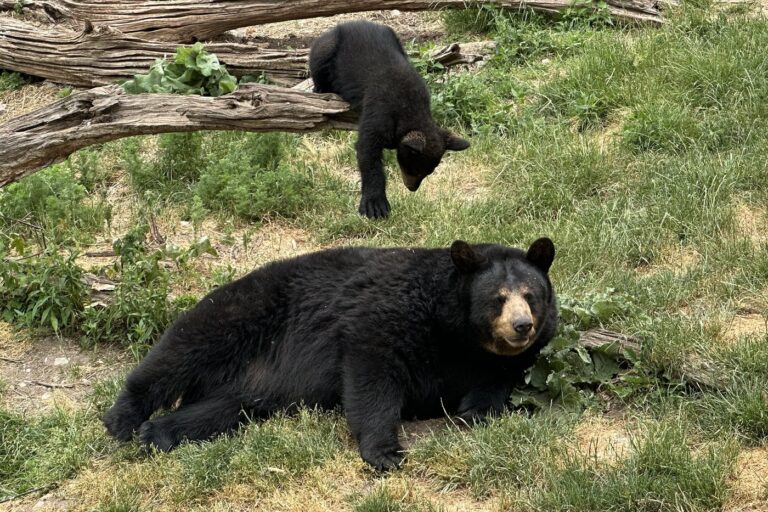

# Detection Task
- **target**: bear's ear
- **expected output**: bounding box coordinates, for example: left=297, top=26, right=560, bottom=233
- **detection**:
left=526, top=237, right=555, bottom=274
left=451, top=240, right=485, bottom=273
left=401, top=131, right=426, bottom=153
left=444, top=132, right=470, bottom=152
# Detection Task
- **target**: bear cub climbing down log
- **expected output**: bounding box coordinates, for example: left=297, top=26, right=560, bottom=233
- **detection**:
left=104, top=238, right=557, bottom=470
left=309, top=21, right=471, bottom=219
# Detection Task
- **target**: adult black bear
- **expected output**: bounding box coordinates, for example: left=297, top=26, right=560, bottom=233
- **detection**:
left=309, top=21, right=471, bottom=219
left=104, top=238, right=557, bottom=470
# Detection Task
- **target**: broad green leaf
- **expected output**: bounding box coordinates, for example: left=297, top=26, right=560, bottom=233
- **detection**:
left=592, top=350, right=622, bottom=381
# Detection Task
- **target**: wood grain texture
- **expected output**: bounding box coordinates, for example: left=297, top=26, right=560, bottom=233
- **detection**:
left=0, top=84, right=356, bottom=187
left=0, top=17, right=310, bottom=87
left=0, top=18, right=494, bottom=87
left=3, top=0, right=665, bottom=42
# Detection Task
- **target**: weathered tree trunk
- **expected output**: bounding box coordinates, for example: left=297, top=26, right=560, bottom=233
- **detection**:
left=0, top=17, right=310, bottom=87
left=0, top=17, right=494, bottom=87
left=0, top=84, right=356, bottom=187
left=2, top=0, right=665, bottom=42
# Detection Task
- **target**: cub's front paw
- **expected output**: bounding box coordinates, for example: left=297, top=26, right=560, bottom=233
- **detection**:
left=138, top=419, right=178, bottom=452
left=358, top=195, right=391, bottom=219
left=360, top=443, right=405, bottom=472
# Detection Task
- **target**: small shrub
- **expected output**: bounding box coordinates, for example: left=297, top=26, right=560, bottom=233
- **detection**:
left=196, top=133, right=313, bottom=220
left=0, top=70, right=32, bottom=92
left=0, top=249, right=87, bottom=334
left=81, top=226, right=178, bottom=353
left=0, top=163, right=111, bottom=245
left=124, top=132, right=204, bottom=196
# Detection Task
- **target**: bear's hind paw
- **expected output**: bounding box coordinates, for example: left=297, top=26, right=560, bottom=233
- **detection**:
left=139, top=420, right=178, bottom=452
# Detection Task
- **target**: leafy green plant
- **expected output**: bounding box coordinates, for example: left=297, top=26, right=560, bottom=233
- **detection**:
left=0, top=248, right=87, bottom=334
left=122, top=43, right=237, bottom=96
left=81, top=226, right=177, bottom=353
left=511, top=289, right=639, bottom=409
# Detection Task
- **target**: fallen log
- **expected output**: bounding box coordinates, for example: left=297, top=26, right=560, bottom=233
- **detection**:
left=0, top=17, right=310, bottom=87
left=0, top=17, right=495, bottom=87
left=2, top=0, right=666, bottom=42
left=0, top=84, right=356, bottom=187
left=578, top=328, right=724, bottom=390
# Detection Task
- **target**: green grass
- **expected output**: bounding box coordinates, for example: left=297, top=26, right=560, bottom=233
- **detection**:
left=0, top=406, right=111, bottom=498
left=528, top=421, right=737, bottom=511
left=2, top=3, right=768, bottom=510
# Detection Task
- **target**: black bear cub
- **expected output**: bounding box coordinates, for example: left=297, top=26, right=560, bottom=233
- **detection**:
left=309, top=21, right=471, bottom=219
left=104, top=238, right=557, bottom=470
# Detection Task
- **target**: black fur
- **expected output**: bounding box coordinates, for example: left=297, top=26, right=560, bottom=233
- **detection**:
left=309, top=21, right=470, bottom=219
left=104, top=239, right=557, bottom=470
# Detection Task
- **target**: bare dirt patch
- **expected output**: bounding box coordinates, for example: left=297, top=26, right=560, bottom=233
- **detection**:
left=636, top=243, right=702, bottom=276
left=726, top=446, right=768, bottom=512
left=574, top=414, right=630, bottom=465
left=0, top=324, right=130, bottom=415
left=236, top=11, right=444, bottom=48
left=721, top=314, right=768, bottom=343
left=735, top=201, right=768, bottom=246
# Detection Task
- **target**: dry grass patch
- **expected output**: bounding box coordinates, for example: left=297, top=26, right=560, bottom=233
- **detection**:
left=573, top=414, right=631, bottom=466
left=0, top=82, right=61, bottom=124
left=734, top=201, right=768, bottom=245
left=721, top=314, right=768, bottom=344
left=636, top=243, right=702, bottom=276
left=237, top=11, right=443, bottom=46
left=726, top=446, right=768, bottom=512
left=385, top=475, right=497, bottom=512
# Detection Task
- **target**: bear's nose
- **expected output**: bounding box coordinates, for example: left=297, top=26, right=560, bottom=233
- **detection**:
left=513, top=319, right=533, bottom=334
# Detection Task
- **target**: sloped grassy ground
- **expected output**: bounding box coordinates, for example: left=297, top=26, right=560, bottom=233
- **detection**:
left=1, top=3, right=768, bottom=510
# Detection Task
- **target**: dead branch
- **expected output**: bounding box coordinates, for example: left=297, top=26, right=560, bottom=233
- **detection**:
left=30, top=380, right=75, bottom=388
left=0, top=83, right=356, bottom=187
left=2, top=0, right=665, bottom=42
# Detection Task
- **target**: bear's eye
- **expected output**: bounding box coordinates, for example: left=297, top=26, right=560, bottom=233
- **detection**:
left=523, top=292, right=534, bottom=303
left=496, top=294, right=506, bottom=304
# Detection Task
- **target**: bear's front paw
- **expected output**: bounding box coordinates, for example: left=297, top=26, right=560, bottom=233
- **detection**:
left=360, top=443, right=405, bottom=472
left=139, top=419, right=178, bottom=452
left=358, top=195, right=391, bottom=219
left=103, top=403, right=143, bottom=441
left=456, top=407, right=491, bottom=426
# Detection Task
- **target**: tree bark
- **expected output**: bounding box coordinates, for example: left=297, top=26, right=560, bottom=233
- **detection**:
left=3, top=0, right=665, bottom=42
left=0, top=84, right=356, bottom=187
left=0, top=17, right=310, bottom=87
left=0, top=17, right=495, bottom=87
